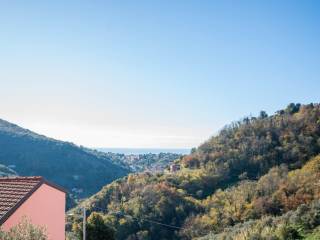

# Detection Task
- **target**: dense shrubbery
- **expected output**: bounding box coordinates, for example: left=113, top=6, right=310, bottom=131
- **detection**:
left=69, top=103, right=320, bottom=239
left=199, top=199, right=320, bottom=240
left=70, top=174, right=201, bottom=239
left=72, top=212, right=115, bottom=240
left=0, top=218, right=47, bottom=240
left=180, top=155, right=320, bottom=238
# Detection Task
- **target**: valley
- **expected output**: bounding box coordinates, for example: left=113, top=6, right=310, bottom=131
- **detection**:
left=68, top=103, right=320, bottom=240
left=1, top=103, right=319, bottom=239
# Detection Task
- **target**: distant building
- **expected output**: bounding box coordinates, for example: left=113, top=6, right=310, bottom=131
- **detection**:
left=169, top=164, right=181, bottom=173
left=127, top=155, right=139, bottom=162
left=0, top=176, right=66, bottom=240
left=71, top=187, right=83, bottom=194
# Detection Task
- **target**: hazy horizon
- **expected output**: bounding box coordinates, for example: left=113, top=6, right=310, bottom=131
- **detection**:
left=97, top=147, right=190, bottom=155
left=1, top=1, right=319, bottom=148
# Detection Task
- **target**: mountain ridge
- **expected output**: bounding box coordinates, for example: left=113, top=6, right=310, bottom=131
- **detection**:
left=0, top=118, right=129, bottom=203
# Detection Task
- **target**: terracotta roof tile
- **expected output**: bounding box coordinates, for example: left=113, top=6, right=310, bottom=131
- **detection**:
left=0, top=176, right=43, bottom=221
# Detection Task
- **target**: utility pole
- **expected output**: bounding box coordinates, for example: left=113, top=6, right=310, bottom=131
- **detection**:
left=83, top=207, right=86, bottom=240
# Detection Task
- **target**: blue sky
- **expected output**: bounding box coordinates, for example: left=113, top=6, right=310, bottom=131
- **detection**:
left=0, top=1, right=319, bottom=148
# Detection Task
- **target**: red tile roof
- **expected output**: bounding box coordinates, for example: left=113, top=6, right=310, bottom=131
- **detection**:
left=0, top=176, right=66, bottom=225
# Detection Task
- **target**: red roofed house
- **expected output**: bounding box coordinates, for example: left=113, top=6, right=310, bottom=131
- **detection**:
left=0, top=176, right=66, bottom=240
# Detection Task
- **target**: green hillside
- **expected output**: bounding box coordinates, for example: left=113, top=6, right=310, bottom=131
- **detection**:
left=184, top=154, right=320, bottom=239
left=199, top=198, right=320, bottom=240
left=69, top=103, right=320, bottom=240
left=0, top=119, right=129, bottom=201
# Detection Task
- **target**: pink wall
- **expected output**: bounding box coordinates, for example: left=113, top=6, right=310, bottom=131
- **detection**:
left=2, top=183, right=66, bottom=240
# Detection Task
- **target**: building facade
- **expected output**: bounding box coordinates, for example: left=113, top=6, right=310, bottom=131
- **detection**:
left=0, top=176, right=66, bottom=240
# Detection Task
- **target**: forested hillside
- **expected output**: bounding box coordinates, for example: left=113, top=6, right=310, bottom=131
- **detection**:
left=69, top=103, right=320, bottom=240
left=0, top=119, right=129, bottom=200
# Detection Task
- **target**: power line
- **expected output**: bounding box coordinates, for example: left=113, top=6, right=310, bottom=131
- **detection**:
left=135, top=217, right=185, bottom=230
left=79, top=205, right=186, bottom=230
left=71, top=205, right=211, bottom=236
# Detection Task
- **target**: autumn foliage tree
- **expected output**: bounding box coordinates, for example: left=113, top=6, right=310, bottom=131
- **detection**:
left=0, top=217, right=47, bottom=240
left=73, top=212, right=115, bottom=240
left=69, top=103, right=320, bottom=240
